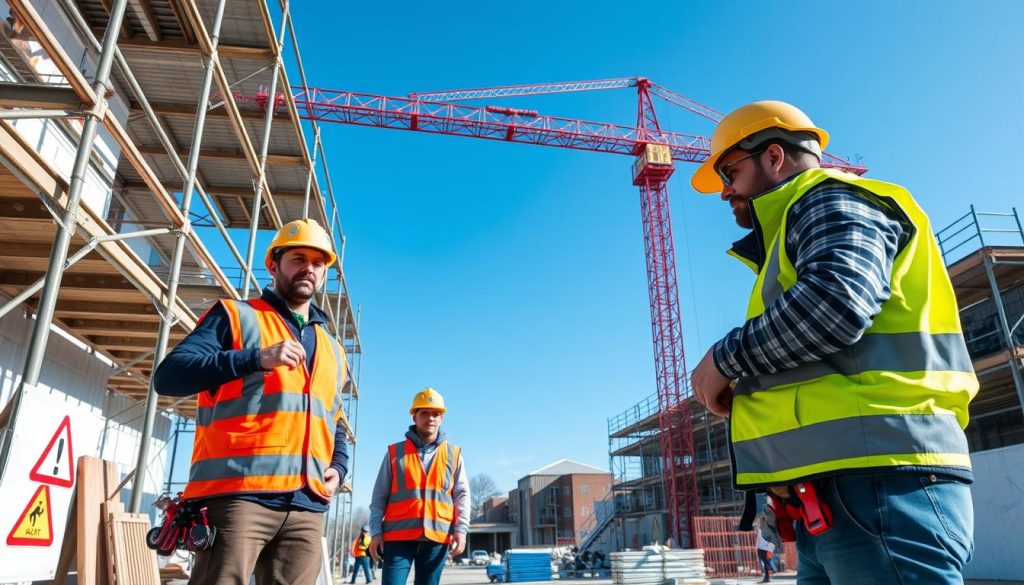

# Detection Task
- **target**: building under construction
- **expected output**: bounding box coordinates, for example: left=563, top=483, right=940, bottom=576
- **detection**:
left=602, top=208, right=1024, bottom=579
left=0, top=0, right=362, bottom=581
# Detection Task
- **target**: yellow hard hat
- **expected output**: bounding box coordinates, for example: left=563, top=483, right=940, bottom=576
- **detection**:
left=265, top=218, right=337, bottom=268
left=409, top=387, right=446, bottom=415
left=690, top=101, right=830, bottom=194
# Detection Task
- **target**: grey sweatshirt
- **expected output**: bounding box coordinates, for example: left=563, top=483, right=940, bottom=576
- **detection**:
left=369, top=427, right=470, bottom=538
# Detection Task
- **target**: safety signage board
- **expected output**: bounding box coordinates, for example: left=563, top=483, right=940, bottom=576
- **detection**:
left=29, top=415, right=75, bottom=487
left=0, top=384, right=102, bottom=581
left=6, top=485, right=53, bottom=546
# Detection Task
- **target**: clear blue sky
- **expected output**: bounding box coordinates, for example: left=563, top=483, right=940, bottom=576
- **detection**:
left=184, top=1, right=1021, bottom=511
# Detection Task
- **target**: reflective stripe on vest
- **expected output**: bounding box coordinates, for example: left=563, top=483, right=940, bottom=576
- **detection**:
left=382, top=439, right=460, bottom=543
left=728, top=168, right=978, bottom=488
left=183, top=298, right=348, bottom=500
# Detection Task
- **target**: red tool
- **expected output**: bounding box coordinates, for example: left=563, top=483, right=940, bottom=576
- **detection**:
left=768, top=482, right=833, bottom=542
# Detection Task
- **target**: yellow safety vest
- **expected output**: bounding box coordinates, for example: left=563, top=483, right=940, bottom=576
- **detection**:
left=727, top=168, right=978, bottom=488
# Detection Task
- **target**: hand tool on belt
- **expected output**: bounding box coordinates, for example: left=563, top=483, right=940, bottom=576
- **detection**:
left=738, top=482, right=833, bottom=541
left=768, top=482, right=833, bottom=541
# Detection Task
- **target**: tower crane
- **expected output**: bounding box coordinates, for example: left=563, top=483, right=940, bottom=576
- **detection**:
left=234, top=77, right=867, bottom=545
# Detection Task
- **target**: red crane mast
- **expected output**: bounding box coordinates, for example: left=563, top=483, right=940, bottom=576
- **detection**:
left=241, top=79, right=867, bottom=546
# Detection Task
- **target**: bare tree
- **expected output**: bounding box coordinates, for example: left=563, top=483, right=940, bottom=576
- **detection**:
left=470, top=473, right=501, bottom=519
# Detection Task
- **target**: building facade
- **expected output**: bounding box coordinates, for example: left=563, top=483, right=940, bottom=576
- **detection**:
left=508, top=459, right=612, bottom=547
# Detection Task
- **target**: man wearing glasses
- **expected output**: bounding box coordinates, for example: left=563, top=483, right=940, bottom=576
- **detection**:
left=690, top=101, right=977, bottom=583
left=367, top=388, right=470, bottom=585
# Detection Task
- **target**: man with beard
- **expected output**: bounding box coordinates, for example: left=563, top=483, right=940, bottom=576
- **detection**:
left=689, top=101, right=977, bottom=583
left=154, top=218, right=349, bottom=584
left=367, top=388, right=469, bottom=585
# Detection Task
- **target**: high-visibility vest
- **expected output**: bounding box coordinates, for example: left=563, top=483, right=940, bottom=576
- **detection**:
left=382, top=439, right=462, bottom=543
left=351, top=534, right=370, bottom=557
left=727, top=168, right=978, bottom=488
left=183, top=298, right=348, bottom=500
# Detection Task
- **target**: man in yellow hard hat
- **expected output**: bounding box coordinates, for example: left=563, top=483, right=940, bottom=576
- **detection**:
left=367, top=388, right=469, bottom=585
left=154, top=218, right=350, bottom=584
left=689, top=101, right=977, bottom=583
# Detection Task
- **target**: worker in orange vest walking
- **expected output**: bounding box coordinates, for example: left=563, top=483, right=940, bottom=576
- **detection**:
left=154, top=218, right=349, bottom=584
left=367, top=388, right=470, bottom=585
left=351, top=525, right=374, bottom=583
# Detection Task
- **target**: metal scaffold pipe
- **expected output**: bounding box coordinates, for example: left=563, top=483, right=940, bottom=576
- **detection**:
left=0, top=0, right=130, bottom=480
left=58, top=0, right=260, bottom=296
left=302, top=125, right=320, bottom=219
left=129, top=0, right=230, bottom=512
left=0, top=227, right=171, bottom=321
left=242, top=1, right=291, bottom=300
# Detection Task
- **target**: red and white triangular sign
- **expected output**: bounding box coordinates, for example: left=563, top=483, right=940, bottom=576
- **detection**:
left=29, top=415, right=74, bottom=488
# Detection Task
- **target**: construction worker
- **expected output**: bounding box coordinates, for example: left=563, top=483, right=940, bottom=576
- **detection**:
left=351, top=525, right=374, bottom=583
left=689, top=101, right=978, bottom=583
left=153, top=218, right=349, bottom=584
left=367, top=388, right=470, bottom=585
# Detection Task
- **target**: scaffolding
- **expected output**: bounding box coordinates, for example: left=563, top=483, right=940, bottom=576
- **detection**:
left=938, top=207, right=1024, bottom=450
left=0, top=0, right=362, bottom=576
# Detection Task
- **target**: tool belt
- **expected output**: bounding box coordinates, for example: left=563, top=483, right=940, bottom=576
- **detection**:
left=738, top=481, right=833, bottom=542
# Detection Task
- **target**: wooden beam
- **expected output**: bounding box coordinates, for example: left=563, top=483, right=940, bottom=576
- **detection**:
left=0, top=270, right=133, bottom=291
left=137, top=144, right=305, bottom=167
left=115, top=37, right=273, bottom=60
left=135, top=101, right=267, bottom=121
left=127, top=0, right=161, bottom=42
left=87, top=335, right=166, bottom=352
left=121, top=181, right=307, bottom=200
left=166, top=0, right=196, bottom=44
left=0, top=196, right=54, bottom=220
left=53, top=300, right=162, bottom=321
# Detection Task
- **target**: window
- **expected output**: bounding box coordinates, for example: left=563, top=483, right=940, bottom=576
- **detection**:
left=580, top=507, right=589, bottom=517
left=580, top=484, right=589, bottom=494
left=564, top=506, right=572, bottom=518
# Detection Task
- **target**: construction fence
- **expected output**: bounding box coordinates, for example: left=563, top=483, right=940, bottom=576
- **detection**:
left=692, top=516, right=797, bottom=579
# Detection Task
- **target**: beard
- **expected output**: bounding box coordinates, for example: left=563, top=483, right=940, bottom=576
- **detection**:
left=733, top=161, right=778, bottom=229
left=276, top=272, right=317, bottom=304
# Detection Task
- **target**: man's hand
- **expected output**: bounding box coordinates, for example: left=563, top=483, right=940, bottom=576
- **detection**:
left=259, top=340, right=306, bottom=370
left=324, top=468, right=340, bottom=499
left=449, top=532, right=466, bottom=558
left=368, top=535, right=384, bottom=562
left=692, top=347, right=734, bottom=417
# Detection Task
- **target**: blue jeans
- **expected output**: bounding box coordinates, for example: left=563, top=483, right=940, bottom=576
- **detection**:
left=351, top=556, right=373, bottom=583
left=381, top=541, right=448, bottom=585
left=796, top=473, right=974, bottom=584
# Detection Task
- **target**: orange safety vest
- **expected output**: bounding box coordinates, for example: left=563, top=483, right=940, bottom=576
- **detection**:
left=382, top=439, right=462, bottom=543
left=351, top=534, right=370, bottom=557
left=183, top=298, right=347, bottom=501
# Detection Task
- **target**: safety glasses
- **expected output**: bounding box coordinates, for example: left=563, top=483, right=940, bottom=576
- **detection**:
left=716, top=149, right=765, bottom=187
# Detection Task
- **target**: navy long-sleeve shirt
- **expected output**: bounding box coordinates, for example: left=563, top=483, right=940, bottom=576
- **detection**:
left=153, top=286, right=349, bottom=513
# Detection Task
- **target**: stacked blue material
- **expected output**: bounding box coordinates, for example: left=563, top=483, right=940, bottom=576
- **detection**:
left=505, top=549, right=552, bottom=582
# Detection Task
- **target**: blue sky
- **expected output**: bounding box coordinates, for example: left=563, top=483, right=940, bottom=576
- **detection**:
left=182, top=2, right=1021, bottom=510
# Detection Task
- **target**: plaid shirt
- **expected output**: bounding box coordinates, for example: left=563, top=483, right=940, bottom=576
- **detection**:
left=713, top=184, right=912, bottom=378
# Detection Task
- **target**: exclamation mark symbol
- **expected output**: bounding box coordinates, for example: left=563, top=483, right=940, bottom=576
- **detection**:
left=53, top=438, right=64, bottom=476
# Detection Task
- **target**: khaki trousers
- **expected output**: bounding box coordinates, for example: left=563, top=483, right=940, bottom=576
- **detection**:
left=189, top=498, right=324, bottom=585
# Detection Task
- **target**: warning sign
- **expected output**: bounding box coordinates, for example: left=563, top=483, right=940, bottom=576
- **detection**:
left=6, top=485, right=53, bottom=547
left=29, top=415, right=74, bottom=488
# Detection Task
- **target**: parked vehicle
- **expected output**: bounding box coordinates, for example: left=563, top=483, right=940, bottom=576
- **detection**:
left=471, top=550, right=490, bottom=566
